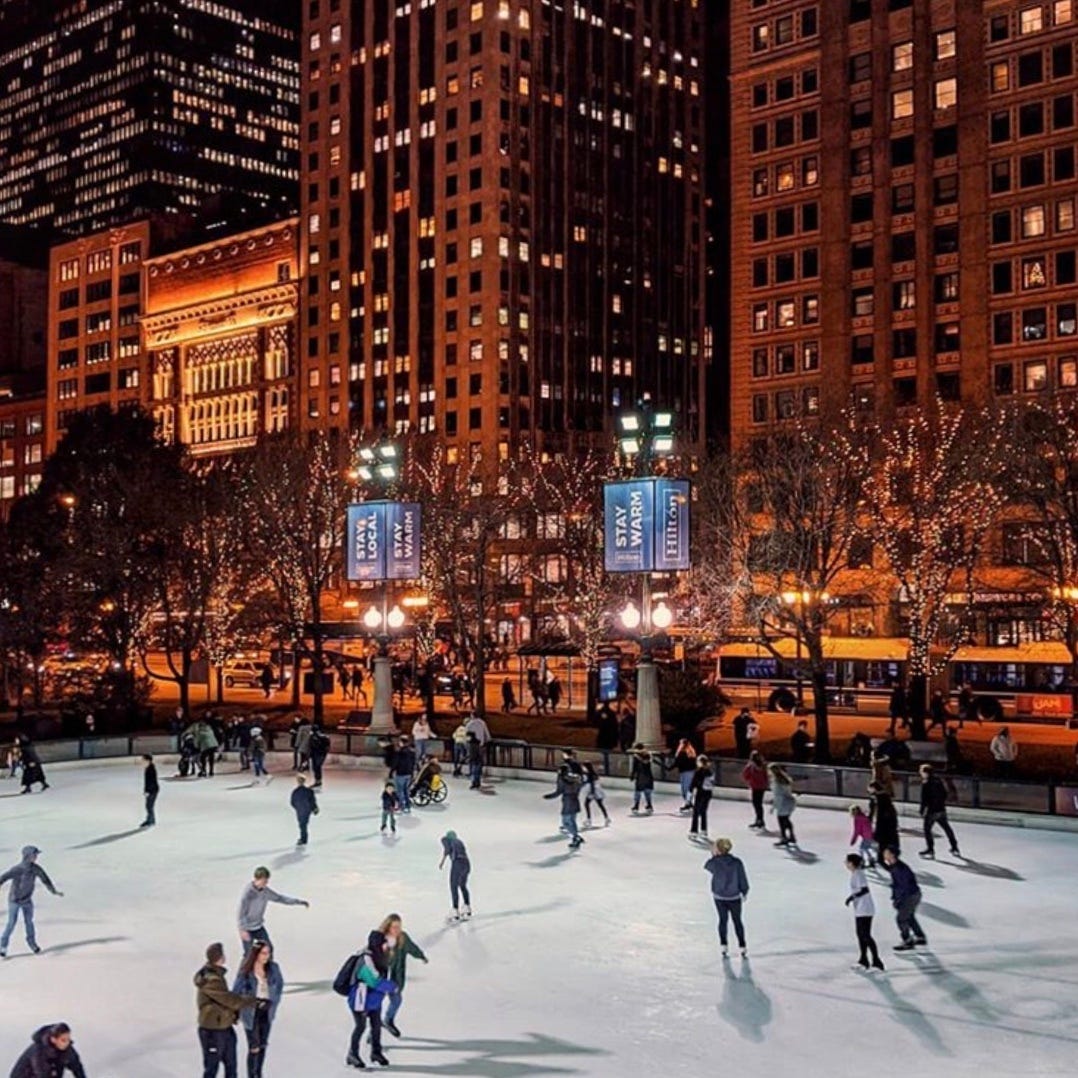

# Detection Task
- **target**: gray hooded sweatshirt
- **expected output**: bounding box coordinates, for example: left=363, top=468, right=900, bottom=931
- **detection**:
left=0, top=847, right=59, bottom=904
left=237, top=881, right=305, bottom=931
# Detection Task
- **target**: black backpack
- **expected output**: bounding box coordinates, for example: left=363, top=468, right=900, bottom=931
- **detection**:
left=333, top=952, right=360, bottom=996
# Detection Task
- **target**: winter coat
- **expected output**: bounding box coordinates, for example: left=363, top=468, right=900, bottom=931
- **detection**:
left=544, top=773, right=582, bottom=814
left=394, top=746, right=417, bottom=776
left=291, top=786, right=318, bottom=818
left=237, top=882, right=305, bottom=932
left=770, top=778, right=796, bottom=817
left=412, top=719, right=432, bottom=742
left=582, top=773, right=606, bottom=801
left=233, top=961, right=284, bottom=1029
left=144, top=762, right=159, bottom=795
left=990, top=734, right=1018, bottom=762
left=850, top=813, right=873, bottom=844
left=741, top=762, right=769, bottom=792
left=465, top=715, right=491, bottom=744
left=884, top=859, right=921, bottom=906
left=467, top=739, right=484, bottom=765
left=871, top=760, right=895, bottom=798
left=294, top=724, right=312, bottom=755
left=308, top=729, right=330, bottom=760
left=920, top=775, right=950, bottom=815
left=631, top=752, right=654, bottom=790
left=387, top=931, right=427, bottom=991
left=10, top=1025, right=87, bottom=1078
left=674, top=749, right=697, bottom=774
left=194, top=964, right=256, bottom=1030
left=0, top=849, right=59, bottom=904
left=870, top=791, right=899, bottom=849
left=348, top=950, right=396, bottom=1013
left=704, top=853, right=750, bottom=901
left=382, top=789, right=400, bottom=812
left=690, top=765, right=715, bottom=795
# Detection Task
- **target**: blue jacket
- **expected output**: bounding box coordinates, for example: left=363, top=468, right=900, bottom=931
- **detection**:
left=704, top=854, right=750, bottom=900
left=347, top=951, right=396, bottom=1013
left=233, top=961, right=284, bottom=1028
left=885, top=860, right=921, bottom=906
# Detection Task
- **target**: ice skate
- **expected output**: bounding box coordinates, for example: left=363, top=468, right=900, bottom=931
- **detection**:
left=893, top=940, right=916, bottom=952
left=569, top=835, right=584, bottom=849
left=912, top=936, right=928, bottom=947
left=346, top=1053, right=366, bottom=1068
left=645, top=806, right=653, bottom=815
left=950, top=847, right=961, bottom=857
left=918, top=848, right=935, bottom=859
left=446, top=910, right=462, bottom=924
left=461, top=905, right=472, bottom=919
left=371, top=1051, right=390, bottom=1066
left=740, top=949, right=748, bottom=959
left=384, top=1020, right=401, bottom=1038
left=721, top=945, right=729, bottom=957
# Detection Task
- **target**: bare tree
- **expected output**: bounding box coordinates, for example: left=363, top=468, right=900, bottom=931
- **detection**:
left=854, top=399, right=1006, bottom=736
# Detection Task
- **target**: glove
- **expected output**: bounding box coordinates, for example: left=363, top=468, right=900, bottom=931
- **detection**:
left=844, top=896, right=853, bottom=907
left=301, top=900, right=311, bottom=908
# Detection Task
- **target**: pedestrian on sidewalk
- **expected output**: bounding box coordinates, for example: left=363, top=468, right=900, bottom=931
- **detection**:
left=381, top=782, right=400, bottom=835
left=844, top=853, right=884, bottom=971
left=990, top=726, right=1019, bottom=778
left=381, top=913, right=428, bottom=1038
left=790, top=720, right=814, bottom=763
left=195, top=941, right=260, bottom=1078
left=768, top=764, right=797, bottom=847
left=742, top=751, right=769, bottom=829
left=290, top=774, right=318, bottom=846
left=673, top=738, right=698, bottom=812
left=703, top=838, right=749, bottom=958
left=439, top=831, right=473, bottom=922
left=918, top=764, right=960, bottom=859
left=689, top=755, right=715, bottom=840
left=848, top=804, right=876, bottom=866
left=0, top=846, right=63, bottom=958
left=501, top=677, right=517, bottom=713
left=237, top=867, right=309, bottom=953
left=581, top=761, right=610, bottom=827
left=887, top=679, right=908, bottom=735
left=140, top=753, right=159, bottom=828
left=882, top=847, right=926, bottom=950
left=630, top=744, right=654, bottom=814
left=543, top=765, right=584, bottom=849
left=732, top=707, right=754, bottom=759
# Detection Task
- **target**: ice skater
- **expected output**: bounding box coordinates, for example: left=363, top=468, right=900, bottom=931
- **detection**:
left=250, top=726, right=268, bottom=780
left=237, top=867, right=309, bottom=953
left=233, top=939, right=284, bottom=1078
left=466, top=731, right=484, bottom=789
left=869, top=780, right=899, bottom=855
left=344, top=930, right=394, bottom=1069
left=673, top=738, right=698, bottom=811
left=393, top=735, right=416, bottom=811
left=290, top=774, right=319, bottom=846
left=17, top=737, right=48, bottom=794
left=844, top=853, right=884, bottom=971
left=195, top=941, right=261, bottom=1078
left=10, top=1022, right=86, bottom=1078
left=439, top=830, right=472, bottom=922
left=140, top=753, right=159, bottom=828
left=689, top=754, right=715, bottom=840
left=882, top=848, right=926, bottom=951
left=848, top=804, right=876, bottom=866
left=381, top=913, right=429, bottom=1038
left=0, top=845, right=63, bottom=958
left=308, top=724, right=330, bottom=788
left=768, top=764, right=797, bottom=847
left=918, top=764, right=960, bottom=859
left=630, top=744, right=654, bottom=814
left=742, top=751, right=769, bottom=829
left=381, top=781, right=400, bottom=835
left=412, top=715, right=433, bottom=762
left=544, top=764, right=584, bottom=849
left=704, top=838, right=749, bottom=958
left=581, top=761, right=610, bottom=827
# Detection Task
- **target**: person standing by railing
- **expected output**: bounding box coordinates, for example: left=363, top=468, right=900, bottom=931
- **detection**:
left=673, top=738, right=697, bottom=812
left=742, top=751, right=769, bottom=830
left=630, top=744, right=654, bottom=815
left=990, top=727, right=1019, bottom=778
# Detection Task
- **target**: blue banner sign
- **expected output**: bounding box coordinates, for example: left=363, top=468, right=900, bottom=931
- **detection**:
left=604, top=479, right=654, bottom=572
left=385, top=501, right=422, bottom=580
left=346, top=502, right=387, bottom=581
left=603, top=478, right=690, bottom=573
left=598, top=657, right=621, bottom=703
left=654, top=478, right=691, bottom=571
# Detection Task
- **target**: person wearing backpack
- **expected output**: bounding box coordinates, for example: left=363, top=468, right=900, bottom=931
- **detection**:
left=689, top=755, right=715, bottom=840
left=342, top=931, right=395, bottom=1069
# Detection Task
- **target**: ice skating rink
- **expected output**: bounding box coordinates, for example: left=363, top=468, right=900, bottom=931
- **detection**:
left=1, top=760, right=1076, bottom=1077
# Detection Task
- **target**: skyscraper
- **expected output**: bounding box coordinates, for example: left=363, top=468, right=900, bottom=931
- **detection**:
left=0, top=0, right=301, bottom=238
left=299, top=0, right=707, bottom=454
left=728, top=0, right=1078, bottom=449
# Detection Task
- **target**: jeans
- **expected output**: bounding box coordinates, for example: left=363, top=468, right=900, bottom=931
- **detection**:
left=393, top=773, right=412, bottom=811
left=1, top=899, right=35, bottom=950
left=778, top=814, right=796, bottom=843
left=751, top=788, right=765, bottom=826
left=350, top=1009, right=383, bottom=1059
left=679, top=772, right=694, bottom=804
left=691, top=790, right=712, bottom=834
left=200, top=749, right=215, bottom=777
left=415, top=739, right=428, bottom=762
left=855, top=915, right=881, bottom=967
left=469, top=760, right=483, bottom=787
left=453, top=743, right=466, bottom=775
left=252, top=753, right=266, bottom=777
left=144, top=790, right=158, bottom=825
left=450, top=861, right=471, bottom=910
left=311, top=754, right=325, bottom=785
left=714, top=898, right=746, bottom=948
left=381, top=809, right=396, bottom=832
left=385, top=990, right=402, bottom=1025
left=895, top=894, right=925, bottom=942
left=296, top=812, right=310, bottom=844
left=632, top=789, right=653, bottom=810
left=561, top=811, right=579, bottom=840
left=239, top=748, right=250, bottom=770
left=199, top=1027, right=237, bottom=1078
left=244, top=1009, right=272, bottom=1078
left=241, top=926, right=272, bottom=954
left=923, top=810, right=958, bottom=854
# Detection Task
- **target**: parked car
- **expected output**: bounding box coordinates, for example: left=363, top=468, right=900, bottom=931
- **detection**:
left=222, top=659, right=286, bottom=689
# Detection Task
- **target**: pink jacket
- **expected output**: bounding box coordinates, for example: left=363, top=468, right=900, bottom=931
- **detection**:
left=850, top=813, right=873, bottom=843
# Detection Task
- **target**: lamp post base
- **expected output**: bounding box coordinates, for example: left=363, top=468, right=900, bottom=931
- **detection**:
left=635, top=658, right=662, bottom=751
left=369, top=654, right=397, bottom=733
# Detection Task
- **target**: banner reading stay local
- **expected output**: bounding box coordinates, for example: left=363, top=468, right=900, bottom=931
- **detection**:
left=346, top=500, right=422, bottom=581
left=603, top=478, right=690, bottom=574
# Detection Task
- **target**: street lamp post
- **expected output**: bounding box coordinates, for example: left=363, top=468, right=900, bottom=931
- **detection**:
left=780, top=587, right=830, bottom=708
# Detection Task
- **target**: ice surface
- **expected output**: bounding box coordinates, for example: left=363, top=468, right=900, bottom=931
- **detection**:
left=1, top=759, right=1076, bottom=1078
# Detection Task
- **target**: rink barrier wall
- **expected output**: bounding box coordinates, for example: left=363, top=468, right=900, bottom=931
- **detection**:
left=18, top=732, right=1078, bottom=832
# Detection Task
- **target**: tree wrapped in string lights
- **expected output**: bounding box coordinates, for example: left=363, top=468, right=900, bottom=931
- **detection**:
left=854, top=399, right=1006, bottom=737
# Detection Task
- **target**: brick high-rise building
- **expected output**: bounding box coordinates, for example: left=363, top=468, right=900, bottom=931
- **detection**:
left=299, top=0, right=707, bottom=454
left=0, top=0, right=301, bottom=238
left=728, top=0, right=1078, bottom=448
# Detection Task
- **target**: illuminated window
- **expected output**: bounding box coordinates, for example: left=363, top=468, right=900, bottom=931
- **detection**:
left=991, top=62, right=1010, bottom=92
left=330, top=23, right=342, bottom=43
left=1057, top=0, right=1075, bottom=22
left=58, top=258, right=79, bottom=282
left=1057, top=198, right=1076, bottom=230
left=1022, top=256, right=1047, bottom=288
left=471, top=1, right=483, bottom=19
left=892, top=89, right=914, bottom=119
left=934, top=78, right=957, bottom=110
left=1020, top=6, right=1044, bottom=33
left=892, top=42, right=913, bottom=72
left=86, top=250, right=112, bottom=274
left=776, top=299, right=796, bottom=328
left=310, top=31, right=321, bottom=50
left=935, top=29, right=956, bottom=59
left=776, top=162, right=795, bottom=191
left=1022, top=203, right=1046, bottom=237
